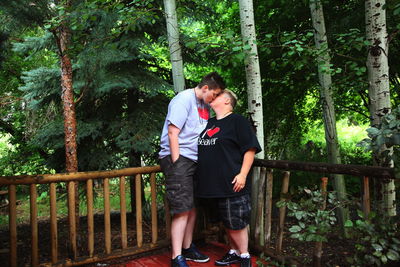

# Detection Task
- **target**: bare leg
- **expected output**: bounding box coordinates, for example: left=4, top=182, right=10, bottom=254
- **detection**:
left=227, top=231, right=239, bottom=251
left=183, top=208, right=196, bottom=249
left=171, top=210, right=190, bottom=258
left=226, top=226, right=249, bottom=254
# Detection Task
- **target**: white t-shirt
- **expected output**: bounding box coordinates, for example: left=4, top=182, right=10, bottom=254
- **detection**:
left=159, top=89, right=209, bottom=161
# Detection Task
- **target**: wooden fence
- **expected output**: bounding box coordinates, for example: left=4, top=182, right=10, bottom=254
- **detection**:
left=0, top=166, right=172, bottom=267
left=0, top=160, right=396, bottom=266
left=250, top=159, right=396, bottom=267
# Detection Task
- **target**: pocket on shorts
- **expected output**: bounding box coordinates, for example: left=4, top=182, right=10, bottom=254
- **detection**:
left=171, top=156, right=181, bottom=168
left=166, top=183, right=181, bottom=200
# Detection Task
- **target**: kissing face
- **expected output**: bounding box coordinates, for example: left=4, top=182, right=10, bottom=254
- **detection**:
left=203, top=88, right=222, bottom=104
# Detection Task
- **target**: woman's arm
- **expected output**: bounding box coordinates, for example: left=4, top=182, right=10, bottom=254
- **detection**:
left=232, top=148, right=256, bottom=192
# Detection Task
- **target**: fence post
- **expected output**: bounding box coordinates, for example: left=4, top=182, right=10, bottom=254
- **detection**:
left=120, top=176, right=128, bottom=249
left=313, top=177, right=328, bottom=267
left=86, top=179, right=94, bottom=257
left=67, top=181, right=77, bottom=259
left=30, top=184, right=38, bottom=266
left=264, top=169, right=273, bottom=247
left=255, top=167, right=266, bottom=245
left=104, top=178, right=111, bottom=254
left=276, top=171, right=290, bottom=253
left=9, top=184, right=17, bottom=267
left=362, top=176, right=370, bottom=217
left=50, top=183, right=58, bottom=263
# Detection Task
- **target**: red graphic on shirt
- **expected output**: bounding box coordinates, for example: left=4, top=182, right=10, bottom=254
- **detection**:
left=207, top=127, right=220, bottom=137
left=198, top=107, right=209, bottom=120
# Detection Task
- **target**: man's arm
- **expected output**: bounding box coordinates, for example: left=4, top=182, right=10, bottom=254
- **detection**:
left=168, top=124, right=181, bottom=163
left=232, top=148, right=256, bottom=192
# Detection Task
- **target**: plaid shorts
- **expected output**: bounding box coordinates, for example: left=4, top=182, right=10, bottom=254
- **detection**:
left=160, top=155, right=196, bottom=215
left=201, top=194, right=251, bottom=230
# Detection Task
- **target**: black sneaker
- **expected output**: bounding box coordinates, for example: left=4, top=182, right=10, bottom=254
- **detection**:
left=240, top=257, right=252, bottom=267
left=215, top=251, right=241, bottom=266
left=182, top=243, right=210, bottom=263
left=171, top=255, right=189, bottom=267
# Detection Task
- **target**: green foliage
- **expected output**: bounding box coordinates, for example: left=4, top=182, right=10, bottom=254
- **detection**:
left=345, top=211, right=400, bottom=267
left=1, top=0, right=172, bottom=172
left=359, top=106, right=400, bottom=170
left=0, top=0, right=398, bottom=178
left=277, top=186, right=341, bottom=243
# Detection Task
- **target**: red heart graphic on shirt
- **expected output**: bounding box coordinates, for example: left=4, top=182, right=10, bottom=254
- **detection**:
left=207, top=127, right=220, bottom=137
left=198, top=107, right=209, bottom=120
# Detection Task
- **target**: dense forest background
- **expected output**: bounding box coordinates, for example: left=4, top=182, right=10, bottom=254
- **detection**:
left=0, top=0, right=399, bottom=186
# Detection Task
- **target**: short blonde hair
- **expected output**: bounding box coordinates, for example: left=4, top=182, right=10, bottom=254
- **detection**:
left=223, top=89, right=238, bottom=109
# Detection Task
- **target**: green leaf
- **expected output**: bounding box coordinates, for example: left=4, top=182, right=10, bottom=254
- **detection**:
left=345, top=220, right=354, bottom=227
left=380, top=254, right=388, bottom=264
left=392, top=238, right=400, bottom=244
left=372, top=243, right=383, bottom=252
left=366, top=127, right=380, bottom=136
left=243, top=44, right=251, bottom=50
left=289, top=225, right=302, bottom=233
left=387, top=249, right=400, bottom=261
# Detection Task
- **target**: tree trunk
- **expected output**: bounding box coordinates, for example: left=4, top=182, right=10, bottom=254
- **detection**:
left=365, top=0, right=396, bottom=216
left=55, top=0, right=80, bottom=254
left=309, top=0, right=349, bottom=232
left=238, top=0, right=265, bottom=243
left=163, top=0, right=185, bottom=93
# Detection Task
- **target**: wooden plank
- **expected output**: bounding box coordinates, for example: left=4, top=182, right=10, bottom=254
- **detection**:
left=0, top=165, right=161, bottom=185
left=40, top=239, right=171, bottom=267
left=67, top=181, right=77, bottom=259
left=255, top=167, right=266, bottom=245
left=120, top=176, right=127, bottom=249
left=9, top=184, right=17, bottom=267
left=313, top=177, right=328, bottom=267
left=49, top=183, right=58, bottom=263
left=30, top=184, right=39, bottom=267
left=135, top=174, right=143, bottom=247
left=362, top=176, right=371, bottom=217
left=150, top=173, right=158, bottom=244
left=87, top=179, right=94, bottom=257
left=254, top=159, right=394, bottom=179
left=104, top=178, right=111, bottom=254
left=264, top=169, right=273, bottom=246
left=276, top=171, right=290, bottom=253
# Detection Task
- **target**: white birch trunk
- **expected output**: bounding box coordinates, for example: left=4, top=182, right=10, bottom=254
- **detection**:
left=163, top=0, right=185, bottom=93
left=365, top=0, right=396, bottom=216
left=238, top=0, right=265, bottom=243
left=309, top=0, right=349, bottom=230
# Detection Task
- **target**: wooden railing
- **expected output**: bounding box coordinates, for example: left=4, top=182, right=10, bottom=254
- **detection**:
left=0, top=166, right=172, bottom=267
left=0, top=160, right=396, bottom=266
left=250, top=159, right=396, bottom=267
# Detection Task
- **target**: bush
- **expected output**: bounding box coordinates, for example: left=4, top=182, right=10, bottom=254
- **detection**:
left=345, top=211, right=400, bottom=266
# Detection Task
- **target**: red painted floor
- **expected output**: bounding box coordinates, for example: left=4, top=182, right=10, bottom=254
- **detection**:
left=113, top=242, right=266, bottom=267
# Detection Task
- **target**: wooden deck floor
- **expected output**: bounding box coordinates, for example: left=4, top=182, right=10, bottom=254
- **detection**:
left=112, top=242, right=266, bottom=267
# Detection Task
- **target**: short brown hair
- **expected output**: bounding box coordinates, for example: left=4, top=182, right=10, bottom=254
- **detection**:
left=223, top=89, right=238, bottom=109
left=197, top=72, right=226, bottom=90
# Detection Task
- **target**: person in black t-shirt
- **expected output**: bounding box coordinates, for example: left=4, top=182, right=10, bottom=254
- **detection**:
left=196, top=90, right=262, bottom=267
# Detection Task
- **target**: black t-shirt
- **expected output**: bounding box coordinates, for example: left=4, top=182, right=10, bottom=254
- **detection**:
left=195, top=113, right=262, bottom=198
